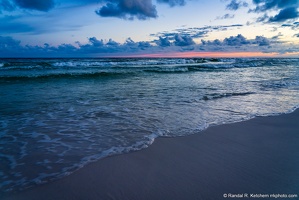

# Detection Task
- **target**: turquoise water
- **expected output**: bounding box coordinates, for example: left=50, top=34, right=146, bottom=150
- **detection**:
left=0, top=58, right=299, bottom=192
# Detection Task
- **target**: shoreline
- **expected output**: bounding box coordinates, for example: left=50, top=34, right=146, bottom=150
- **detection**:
left=2, top=109, right=299, bottom=200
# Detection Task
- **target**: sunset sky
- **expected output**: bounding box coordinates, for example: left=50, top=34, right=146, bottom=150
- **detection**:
left=1, top=0, right=299, bottom=57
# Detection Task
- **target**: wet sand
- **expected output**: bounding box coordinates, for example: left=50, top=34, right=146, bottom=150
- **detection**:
left=2, top=110, right=299, bottom=200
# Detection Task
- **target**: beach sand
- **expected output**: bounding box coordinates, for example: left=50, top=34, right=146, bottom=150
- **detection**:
left=2, top=110, right=299, bottom=200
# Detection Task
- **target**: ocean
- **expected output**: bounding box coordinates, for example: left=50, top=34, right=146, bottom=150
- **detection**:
left=0, top=57, right=299, bottom=192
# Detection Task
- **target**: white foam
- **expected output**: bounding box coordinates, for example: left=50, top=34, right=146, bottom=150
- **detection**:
left=52, top=61, right=105, bottom=68
left=200, top=62, right=234, bottom=69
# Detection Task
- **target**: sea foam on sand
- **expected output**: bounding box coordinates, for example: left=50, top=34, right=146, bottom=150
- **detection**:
left=2, top=109, right=299, bottom=200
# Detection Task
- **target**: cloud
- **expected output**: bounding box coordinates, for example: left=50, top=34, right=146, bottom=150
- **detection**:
left=0, top=33, right=294, bottom=58
left=0, top=0, right=55, bottom=12
left=88, top=37, right=104, bottom=47
left=13, top=0, right=55, bottom=11
left=79, top=36, right=154, bottom=54
left=199, top=34, right=299, bottom=55
left=78, top=37, right=119, bottom=53
left=0, top=35, right=20, bottom=48
left=272, top=32, right=283, bottom=39
left=201, top=39, right=222, bottom=46
left=174, top=34, right=195, bottom=46
left=138, top=41, right=152, bottom=49
left=216, top=13, right=235, bottom=20
left=251, top=0, right=298, bottom=13
left=78, top=0, right=189, bottom=20
left=95, top=0, right=158, bottom=20
left=0, top=16, right=34, bottom=33
left=223, top=34, right=250, bottom=46
left=256, top=13, right=269, bottom=22
left=281, top=21, right=299, bottom=30
left=250, top=0, right=299, bottom=23
left=153, top=25, right=243, bottom=47
left=152, top=24, right=243, bottom=41
left=201, top=34, right=271, bottom=47
left=156, top=0, right=186, bottom=7
left=0, top=35, right=153, bottom=57
left=124, top=37, right=136, bottom=46
left=268, top=7, right=299, bottom=22
left=156, top=36, right=171, bottom=47
left=0, top=0, right=15, bottom=12
left=0, top=0, right=191, bottom=23
left=253, top=35, right=270, bottom=46
left=123, top=37, right=155, bottom=51
left=106, top=38, right=119, bottom=46
left=226, top=0, right=248, bottom=11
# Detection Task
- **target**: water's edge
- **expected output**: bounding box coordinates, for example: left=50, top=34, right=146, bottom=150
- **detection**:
left=3, top=105, right=299, bottom=195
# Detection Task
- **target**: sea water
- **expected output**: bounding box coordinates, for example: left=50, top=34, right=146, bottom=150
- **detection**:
left=0, top=58, right=299, bottom=192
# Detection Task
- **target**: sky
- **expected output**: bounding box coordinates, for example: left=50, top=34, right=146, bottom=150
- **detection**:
left=1, top=0, right=299, bottom=57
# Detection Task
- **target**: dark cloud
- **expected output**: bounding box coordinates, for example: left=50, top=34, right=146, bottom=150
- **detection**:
left=251, top=0, right=298, bottom=13
left=223, top=34, right=250, bottom=46
left=153, top=25, right=244, bottom=47
left=253, top=36, right=270, bottom=46
left=293, top=21, right=299, bottom=26
left=95, top=0, right=158, bottom=20
left=0, top=0, right=55, bottom=12
left=156, top=36, right=171, bottom=47
left=55, top=43, right=77, bottom=52
left=0, top=0, right=190, bottom=21
left=13, top=0, right=55, bottom=11
left=272, top=32, right=283, bottom=39
left=156, top=0, right=186, bottom=7
left=192, top=30, right=208, bottom=38
left=201, top=34, right=271, bottom=47
left=153, top=25, right=243, bottom=41
left=281, top=21, right=299, bottom=30
left=79, top=37, right=153, bottom=54
left=250, top=0, right=299, bottom=23
left=0, top=35, right=154, bottom=57
left=256, top=13, right=269, bottom=22
left=201, top=39, right=222, bottom=46
left=123, top=37, right=154, bottom=51
left=92, top=0, right=189, bottom=20
left=89, top=37, right=104, bottom=47
left=124, top=37, right=136, bottom=46
left=268, top=7, right=299, bottom=22
left=0, top=35, right=20, bottom=48
left=226, top=0, right=248, bottom=11
left=174, top=34, right=195, bottom=46
left=0, top=16, right=34, bottom=33
left=1, top=34, right=297, bottom=57
left=216, top=13, right=235, bottom=20
left=138, top=41, right=151, bottom=49
left=106, top=38, right=119, bottom=46
left=0, top=0, right=15, bottom=12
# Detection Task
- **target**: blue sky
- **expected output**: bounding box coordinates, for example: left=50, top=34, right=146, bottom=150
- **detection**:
left=1, top=0, right=299, bottom=57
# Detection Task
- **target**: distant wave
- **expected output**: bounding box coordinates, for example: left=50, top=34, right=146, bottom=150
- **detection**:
left=1, top=58, right=299, bottom=80
left=1, top=57, right=298, bottom=70
left=0, top=71, right=138, bottom=80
